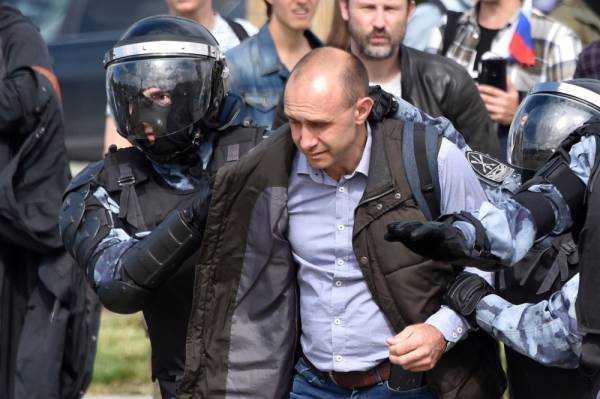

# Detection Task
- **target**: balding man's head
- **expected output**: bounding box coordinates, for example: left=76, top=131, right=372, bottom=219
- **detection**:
left=284, top=47, right=374, bottom=181
left=286, top=47, right=370, bottom=108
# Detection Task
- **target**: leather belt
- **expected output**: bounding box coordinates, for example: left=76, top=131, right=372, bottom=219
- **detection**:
left=302, top=356, right=391, bottom=390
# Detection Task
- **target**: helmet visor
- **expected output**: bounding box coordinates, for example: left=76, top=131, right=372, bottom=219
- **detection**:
left=508, top=93, right=600, bottom=173
left=106, top=57, right=214, bottom=148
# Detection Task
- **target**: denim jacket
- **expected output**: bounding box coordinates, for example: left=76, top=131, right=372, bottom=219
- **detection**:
left=225, top=24, right=322, bottom=130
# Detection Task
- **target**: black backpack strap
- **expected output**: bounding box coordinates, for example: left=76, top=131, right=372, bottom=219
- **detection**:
left=441, top=10, right=462, bottom=56
left=401, top=121, right=441, bottom=220
left=225, top=18, right=249, bottom=41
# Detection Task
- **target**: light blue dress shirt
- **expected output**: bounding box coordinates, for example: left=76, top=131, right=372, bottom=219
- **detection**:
left=288, top=125, right=488, bottom=372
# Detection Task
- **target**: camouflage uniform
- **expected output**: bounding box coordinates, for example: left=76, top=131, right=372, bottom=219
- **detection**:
left=456, top=134, right=597, bottom=367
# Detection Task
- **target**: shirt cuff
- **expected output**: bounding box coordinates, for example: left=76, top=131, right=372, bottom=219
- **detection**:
left=425, top=306, right=470, bottom=351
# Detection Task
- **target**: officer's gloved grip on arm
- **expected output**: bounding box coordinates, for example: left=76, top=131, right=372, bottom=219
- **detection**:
left=385, top=212, right=503, bottom=270
left=443, top=272, right=495, bottom=325
left=385, top=220, right=470, bottom=261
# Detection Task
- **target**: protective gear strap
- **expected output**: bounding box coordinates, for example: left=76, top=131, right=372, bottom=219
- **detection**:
left=443, top=272, right=494, bottom=324
left=402, top=121, right=442, bottom=220
left=513, top=190, right=556, bottom=239
left=515, top=156, right=586, bottom=238
left=121, top=209, right=203, bottom=289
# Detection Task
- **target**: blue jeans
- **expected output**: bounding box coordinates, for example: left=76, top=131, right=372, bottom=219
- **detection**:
left=290, top=358, right=438, bottom=399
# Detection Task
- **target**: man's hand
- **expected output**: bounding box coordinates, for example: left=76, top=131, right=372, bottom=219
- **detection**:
left=385, top=221, right=470, bottom=261
left=443, top=272, right=494, bottom=325
left=387, top=324, right=446, bottom=372
left=478, top=79, right=519, bottom=125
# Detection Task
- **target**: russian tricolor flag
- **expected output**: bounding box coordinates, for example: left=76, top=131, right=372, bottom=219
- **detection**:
left=509, top=0, right=536, bottom=66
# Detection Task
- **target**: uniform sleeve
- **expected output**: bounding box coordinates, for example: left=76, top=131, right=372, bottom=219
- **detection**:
left=476, top=274, right=582, bottom=368
left=456, top=135, right=595, bottom=265
left=425, top=138, right=493, bottom=346
left=86, top=186, right=145, bottom=288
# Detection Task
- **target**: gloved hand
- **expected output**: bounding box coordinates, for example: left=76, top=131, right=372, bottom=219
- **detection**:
left=368, top=85, right=398, bottom=123
left=385, top=221, right=470, bottom=262
left=443, top=272, right=494, bottom=325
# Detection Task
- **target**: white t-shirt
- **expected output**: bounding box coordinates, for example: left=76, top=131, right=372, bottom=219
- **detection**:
left=212, top=13, right=258, bottom=52
left=370, top=72, right=402, bottom=99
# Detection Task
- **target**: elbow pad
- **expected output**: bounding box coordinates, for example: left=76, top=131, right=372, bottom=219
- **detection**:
left=97, top=279, right=151, bottom=314
left=514, top=157, right=586, bottom=239
left=120, top=209, right=203, bottom=290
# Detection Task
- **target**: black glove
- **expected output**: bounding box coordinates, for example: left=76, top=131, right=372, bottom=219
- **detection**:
left=368, top=85, right=398, bottom=123
left=385, top=220, right=470, bottom=262
left=443, top=272, right=494, bottom=325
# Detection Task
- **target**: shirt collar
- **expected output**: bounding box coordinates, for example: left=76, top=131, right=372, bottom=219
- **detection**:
left=256, top=25, right=323, bottom=77
left=296, top=124, right=372, bottom=182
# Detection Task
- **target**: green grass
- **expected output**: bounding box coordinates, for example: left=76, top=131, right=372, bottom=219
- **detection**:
left=88, top=310, right=153, bottom=395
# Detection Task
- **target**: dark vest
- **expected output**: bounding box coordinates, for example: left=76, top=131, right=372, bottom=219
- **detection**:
left=353, top=119, right=506, bottom=397
left=93, top=125, right=265, bottom=383
left=96, top=147, right=199, bottom=383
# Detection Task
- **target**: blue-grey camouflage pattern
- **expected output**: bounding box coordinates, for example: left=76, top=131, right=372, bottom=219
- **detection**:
left=476, top=274, right=582, bottom=368
left=461, top=135, right=598, bottom=369
left=89, top=186, right=144, bottom=287
left=150, top=140, right=214, bottom=190
left=392, top=95, right=470, bottom=153
left=465, top=135, right=596, bottom=264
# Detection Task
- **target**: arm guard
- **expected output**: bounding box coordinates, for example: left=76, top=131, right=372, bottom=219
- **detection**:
left=514, top=156, right=586, bottom=239
left=120, top=209, right=203, bottom=290
left=101, top=209, right=203, bottom=314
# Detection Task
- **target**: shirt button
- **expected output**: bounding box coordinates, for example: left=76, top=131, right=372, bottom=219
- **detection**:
left=360, top=256, right=368, bottom=265
left=336, top=258, right=344, bottom=266
left=334, top=318, right=341, bottom=325
left=376, top=203, right=383, bottom=210
left=335, top=280, right=342, bottom=287
left=452, top=332, right=458, bottom=339
left=457, top=327, right=463, bottom=334
left=338, top=187, right=345, bottom=193
left=394, top=192, right=402, bottom=200
left=335, top=355, right=343, bottom=362
left=337, top=225, right=344, bottom=231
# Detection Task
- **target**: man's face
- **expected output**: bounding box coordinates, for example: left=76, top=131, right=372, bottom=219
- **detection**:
left=285, top=75, right=368, bottom=176
left=165, top=0, right=207, bottom=15
left=341, top=0, right=414, bottom=60
left=268, top=0, right=319, bottom=32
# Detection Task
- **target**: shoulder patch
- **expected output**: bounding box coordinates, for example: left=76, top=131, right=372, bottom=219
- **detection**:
left=466, top=151, right=515, bottom=186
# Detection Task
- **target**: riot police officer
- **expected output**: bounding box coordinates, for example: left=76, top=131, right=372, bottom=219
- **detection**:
left=385, top=79, right=600, bottom=394
left=59, top=16, right=263, bottom=398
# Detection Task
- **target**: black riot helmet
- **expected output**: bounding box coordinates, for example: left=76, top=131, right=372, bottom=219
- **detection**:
left=104, top=15, right=231, bottom=165
left=508, top=79, right=600, bottom=180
